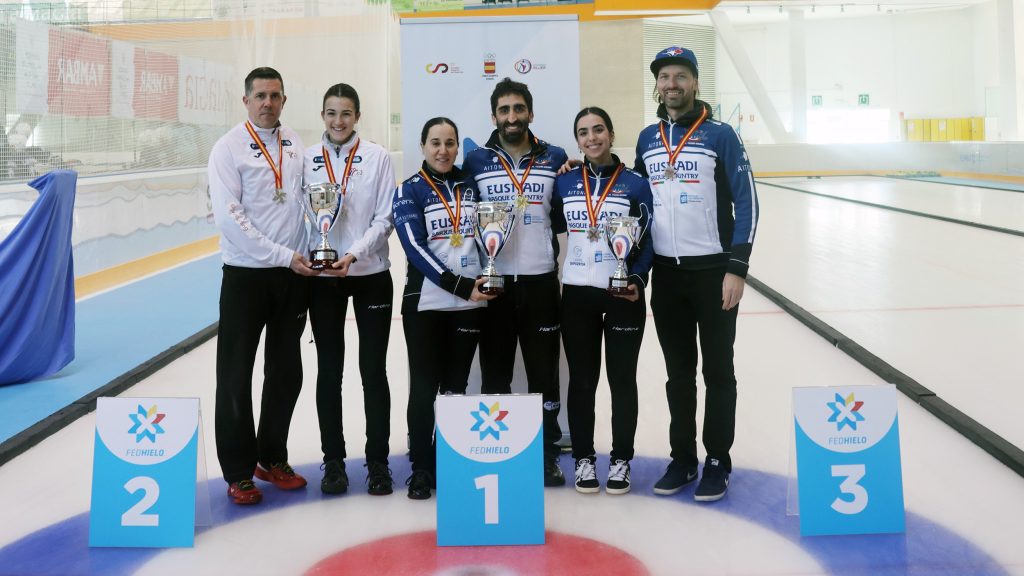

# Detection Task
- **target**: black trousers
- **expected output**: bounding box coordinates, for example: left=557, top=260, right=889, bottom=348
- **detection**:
left=478, top=272, right=563, bottom=460
left=561, top=284, right=645, bottom=462
left=650, top=264, right=738, bottom=472
left=215, top=265, right=309, bottom=484
left=403, top=307, right=483, bottom=472
left=309, top=270, right=393, bottom=465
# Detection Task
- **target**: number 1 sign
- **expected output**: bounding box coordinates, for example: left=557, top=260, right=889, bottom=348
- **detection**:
left=89, top=397, right=200, bottom=547
left=435, top=394, right=544, bottom=546
left=793, top=385, right=905, bottom=536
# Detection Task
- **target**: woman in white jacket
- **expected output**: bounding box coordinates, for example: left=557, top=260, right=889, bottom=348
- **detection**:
left=303, top=83, right=396, bottom=497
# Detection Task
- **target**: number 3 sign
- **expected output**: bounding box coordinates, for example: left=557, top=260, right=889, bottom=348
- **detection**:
left=89, top=397, right=200, bottom=547
left=793, top=385, right=905, bottom=536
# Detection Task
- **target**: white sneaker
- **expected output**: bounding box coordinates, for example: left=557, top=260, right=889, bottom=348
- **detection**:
left=606, top=459, right=631, bottom=495
left=574, top=457, right=599, bottom=494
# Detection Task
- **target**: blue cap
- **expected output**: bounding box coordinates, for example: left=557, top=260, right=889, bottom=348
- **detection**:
left=650, top=46, right=699, bottom=77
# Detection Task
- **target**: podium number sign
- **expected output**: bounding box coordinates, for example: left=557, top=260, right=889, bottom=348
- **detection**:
left=436, top=394, right=544, bottom=546
left=89, top=397, right=200, bottom=547
left=793, top=385, right=905, bottom=536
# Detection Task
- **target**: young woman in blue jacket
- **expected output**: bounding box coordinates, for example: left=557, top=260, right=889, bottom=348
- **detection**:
left=552, top=107, right=654, bottom=496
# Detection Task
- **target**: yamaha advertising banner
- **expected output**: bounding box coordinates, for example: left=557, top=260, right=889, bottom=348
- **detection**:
left=399, top=16, right=580, bottom=178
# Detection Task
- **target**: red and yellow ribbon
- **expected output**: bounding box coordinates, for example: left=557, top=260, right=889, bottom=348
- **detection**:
left=582, top=163, right=624, bottom=228
left=658, top=106, right=708, bottom=175
left=245, top=121, right=283, bottom=191
left=322, top=137, right=360, bottom=195
left=419, top=170, right=463, bottom=245
left=495, top=154, right=536, bottom=205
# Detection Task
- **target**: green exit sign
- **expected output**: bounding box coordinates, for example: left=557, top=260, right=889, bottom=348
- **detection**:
left=811, top=95, right=822, bottom=107
left=858, top=94, right=870, bottom=106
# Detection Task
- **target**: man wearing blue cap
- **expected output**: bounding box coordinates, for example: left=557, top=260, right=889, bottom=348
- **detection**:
left=634, top=46, right=759, bottom=502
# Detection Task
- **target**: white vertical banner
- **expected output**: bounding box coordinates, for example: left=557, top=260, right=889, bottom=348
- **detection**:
left=399, top=16, right=580, bottom=179
left=15, top=19, right=49, bottom=115
left=178, top=56, right=233, bottom=126
left=110, top=40, right=135, bottom=120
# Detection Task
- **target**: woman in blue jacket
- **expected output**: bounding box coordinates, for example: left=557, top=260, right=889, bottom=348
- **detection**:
left=552, top=107, right=653, bottom=496
left=392, top=117, right=496, bottom=500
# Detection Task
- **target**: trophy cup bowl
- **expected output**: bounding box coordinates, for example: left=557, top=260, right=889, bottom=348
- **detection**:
left=473, top=201, right=517, bottom=295
left=302, top=182, right=344, bottom=270
left=604, top=215, right=642, bottom=295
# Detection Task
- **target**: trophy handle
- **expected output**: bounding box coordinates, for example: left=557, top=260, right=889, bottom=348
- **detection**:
left=637, top=202, right=651, bottom=244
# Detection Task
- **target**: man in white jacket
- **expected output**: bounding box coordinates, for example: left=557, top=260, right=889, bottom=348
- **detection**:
left=207, top=67, right=318, bottom=505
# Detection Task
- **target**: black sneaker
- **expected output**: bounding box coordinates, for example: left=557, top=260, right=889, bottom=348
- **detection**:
left=694, top=458, right=730, bottom=502
left=320, top=460, right=349, bottom=495
left=606, top=459, right=631, bottom=495
left=406, top=469, right=434, bottom=500
left=574, top=457, right=599, bottom=494
left=653, top=460, right=699, bottom=495
left=544, top=457, right=566, bottom=487
left=366, top=461, right=393, bottom=496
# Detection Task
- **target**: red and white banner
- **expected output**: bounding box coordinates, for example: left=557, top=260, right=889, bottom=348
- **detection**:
left=178, top=56, right=233, bottom=126
left=134, top=49, right=178, bottom=120
left=48, top=29, right=110, bottom=117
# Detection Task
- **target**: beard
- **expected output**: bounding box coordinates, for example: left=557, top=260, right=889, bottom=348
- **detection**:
left=498, top=120, right=528, bottom=145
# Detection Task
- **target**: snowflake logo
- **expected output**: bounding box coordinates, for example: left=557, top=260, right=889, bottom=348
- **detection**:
left=827, top=393, right=865, bottom=431
left=128, top=404, right=166, bottom=443
left=470, top=401, right=509, bottom=440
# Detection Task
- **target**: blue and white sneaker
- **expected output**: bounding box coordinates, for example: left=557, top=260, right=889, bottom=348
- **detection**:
left=694, top=458, right=730, bottom=502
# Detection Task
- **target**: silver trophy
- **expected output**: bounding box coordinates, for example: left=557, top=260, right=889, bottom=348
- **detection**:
left=302, top=182, right=344, bottom=270
left=473, top=201, right=518, bottom=295
left=604, top=215, right=643, bottom=295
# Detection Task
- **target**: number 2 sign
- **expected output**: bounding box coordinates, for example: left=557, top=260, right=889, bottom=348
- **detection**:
left=435, top=394, right=544, bottom=546
left=793, top=385, right=905, bottom=536
left=89, top=397, right=199, bottom=547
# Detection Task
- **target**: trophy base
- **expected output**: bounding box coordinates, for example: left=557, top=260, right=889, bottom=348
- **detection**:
left=480, top=275, right=505, bottom=296
left=608, top=277, right=634, bottom=295
left=310, top=248, right=339, bottom=271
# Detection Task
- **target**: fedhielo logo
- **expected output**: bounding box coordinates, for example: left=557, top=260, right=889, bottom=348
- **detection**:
left=470, top=401, right=508, bottom=440
left=425, top=63, right=449, bottom=74
left=128, top=404, right=166, bottom=443
left=827, top=392, right=865, bottom=431
left=514, top=59, right=532, bottom=74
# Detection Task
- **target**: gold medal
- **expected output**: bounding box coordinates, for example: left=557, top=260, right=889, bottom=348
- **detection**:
left=515, top=194, right=529, bottom=211
left=664, top=165, right=675, bottom=179
left=587, top=226, right=601, bottom=242
left=450, top=232, right=464, bottom=247
left=273, top=188, right=286, bottom=204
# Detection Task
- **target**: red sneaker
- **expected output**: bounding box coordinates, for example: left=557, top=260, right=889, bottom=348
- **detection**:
left=228, top=479, right=262, bottom=505
left=254, top=462, right=307, bottom=490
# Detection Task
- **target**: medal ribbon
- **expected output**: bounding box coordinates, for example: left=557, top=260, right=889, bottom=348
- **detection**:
left=245, top=121, right=283, bottom=191
left=582, top=163, right=624, bottom=228
left=658, top=106, right=708, bottom=174
left=322, top=137, right=360, bottom=194
left=420, top=170, right=462, bottom=238
left=495, top=153, right=536, bottom=202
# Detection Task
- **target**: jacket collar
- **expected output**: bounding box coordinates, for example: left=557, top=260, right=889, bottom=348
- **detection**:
left=656, top=99, right=714, bottom=127
left=484, top=128, right=547, bottom=161
left=583, top=153, right=624, bottom=178
left=321, top=131, right=359, bottom=155
left=420, top=161, right=467, bottom=185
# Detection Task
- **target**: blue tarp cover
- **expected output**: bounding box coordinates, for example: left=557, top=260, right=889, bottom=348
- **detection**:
left=0, top=170, right=77, bottom=386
